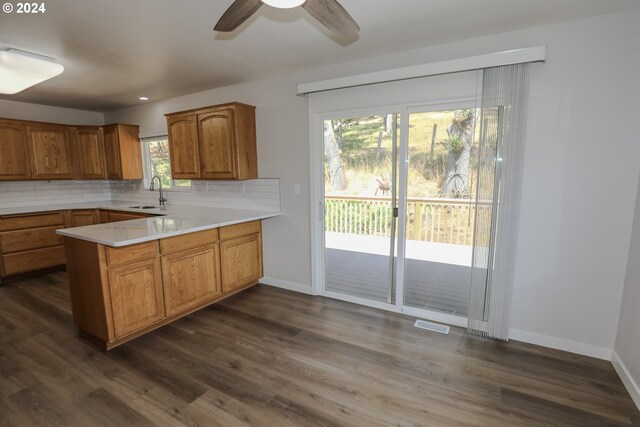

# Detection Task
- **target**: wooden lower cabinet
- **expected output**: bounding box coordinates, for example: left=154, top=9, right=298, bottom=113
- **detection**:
left=102, top=210, right=150, bottom=223
left=0, top=211, right=67, bottom=278
left=109, top=258, right=165, bottom=339
left=2, top=245, right=66, bottom=276
left=220, top=232, right=262, bottom=293
left=69, top=209, right=99, bottom=227
left=0, top=209, right=152, bottom=280
left=162, top=244, right=222, bottom=316
left=65, top=222, right=263, bottom=349
left=0, top=211, right=65, bottom=231
left=0, top=225, right=64, bottom=253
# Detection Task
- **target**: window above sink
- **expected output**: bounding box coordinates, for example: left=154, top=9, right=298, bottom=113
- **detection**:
left=141, top=137, right=191, bottom=191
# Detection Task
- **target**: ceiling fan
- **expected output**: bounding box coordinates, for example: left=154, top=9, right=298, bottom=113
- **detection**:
left=214, top=0, right=360, bottom=37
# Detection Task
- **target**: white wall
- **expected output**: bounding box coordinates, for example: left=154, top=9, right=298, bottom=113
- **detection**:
left=613, top=169, right=640, bottom=408
left=0, top=99, right=103, bottom=125
left=105, top=9, right=640, bottom=358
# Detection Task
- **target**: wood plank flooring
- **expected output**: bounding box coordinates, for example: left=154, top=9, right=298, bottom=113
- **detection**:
left=1, top=271, right=638, bottom=426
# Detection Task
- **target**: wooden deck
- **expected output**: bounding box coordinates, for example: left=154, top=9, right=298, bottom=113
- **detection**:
left=325, top=232, right=471, bottom=316
left=1, top=271, right=638, bottom=426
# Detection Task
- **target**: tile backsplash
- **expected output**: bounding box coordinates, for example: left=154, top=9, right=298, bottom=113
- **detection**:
left=111, top=179, right=280, bottom=211
left=0, top=178, right=280, bottom=212
left=0, top=180, right=112, bottom=209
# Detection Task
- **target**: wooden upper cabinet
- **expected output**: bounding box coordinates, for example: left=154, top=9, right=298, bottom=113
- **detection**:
left=27, top=123, right=76, bottom=179
left=0, top=120, right=31, bottom=180
left=1, top=118, right=141, bottom=181
left=103, top=124, right=142, bottom=180
left=103, top=125, right=122, bottom=178
left=74, top=127, right=107, bottom=179
left=198, top=109, right=236, bottom=179
left=165, top=102, right=257, bottom=180
left=167, top=113, right=201, bottom=179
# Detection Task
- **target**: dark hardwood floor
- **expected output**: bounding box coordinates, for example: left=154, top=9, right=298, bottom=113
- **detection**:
left=1, top=272, right=638, bottom=426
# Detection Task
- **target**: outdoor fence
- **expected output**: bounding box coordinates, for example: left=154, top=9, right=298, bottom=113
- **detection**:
left=324, top=196, right=491, bottom=246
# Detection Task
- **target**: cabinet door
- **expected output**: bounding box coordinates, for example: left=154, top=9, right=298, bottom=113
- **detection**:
left=161, top=244, right=221, bottom=316
left=27, top=124, right=75, bottom=179
left=99, top=210, right=110, bottom=223
left=117, top=125, right=143, bottom=179
left=75, top=127, right=106, bottom=179
left=69, top=210, right=98, bottom=227
left=108, top=258, right=165, bottom=339
left=103, top=126, right=122, bottom=179
left=0, top=120, right=31, bottom=180
left=220, top=233, right=262, bottom=293
left=167, top=113, right=201, bottom=179
left=198, top=109, right=237, bottom=179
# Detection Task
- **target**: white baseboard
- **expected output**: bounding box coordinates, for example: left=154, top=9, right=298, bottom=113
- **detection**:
left=509, top=329, right=612, bottom=360
left=260, top=277, right=313, bottom=295
left=612, top=351, right=640, bottom=411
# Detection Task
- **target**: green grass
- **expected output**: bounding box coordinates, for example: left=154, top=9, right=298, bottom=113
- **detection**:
left=325, top=111, right=475, bottom=198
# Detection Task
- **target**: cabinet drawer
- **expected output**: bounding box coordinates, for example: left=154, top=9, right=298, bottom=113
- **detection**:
left=2, top=245, right=66, bottom=276
left=0, top=212, right=65, bottom=231
left=106, top=241, right=159, bottom=267
left=107, top=211, right=148, bottom=222
left=0, top=225, right=64, bottom=254
left=160, top=228, right=219, bottom=255
left=219, top=220, right=261, bottom=241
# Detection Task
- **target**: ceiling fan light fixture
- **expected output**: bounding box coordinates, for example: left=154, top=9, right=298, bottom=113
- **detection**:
left=261, top=0, right=305, bottom=9
left=0, top=49, right=64, bottom=95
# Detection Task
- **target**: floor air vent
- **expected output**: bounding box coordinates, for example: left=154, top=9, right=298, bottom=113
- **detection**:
left=414, top=320, right=450, bottom=334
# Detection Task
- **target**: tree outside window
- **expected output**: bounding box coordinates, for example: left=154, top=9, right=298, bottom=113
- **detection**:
left=146, top=139, right=191, bottom=189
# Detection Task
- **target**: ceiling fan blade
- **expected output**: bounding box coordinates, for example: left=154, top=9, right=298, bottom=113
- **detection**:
left=214, top=0, right=263, bottom=32
left=302, top=0, right=360, bottom=37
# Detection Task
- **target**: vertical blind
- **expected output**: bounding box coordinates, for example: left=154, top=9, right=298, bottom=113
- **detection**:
left=468, top=63, right=531, bottom=340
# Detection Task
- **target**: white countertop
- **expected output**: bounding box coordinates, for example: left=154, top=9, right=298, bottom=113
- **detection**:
left=0, top=202, right=280, bottom=247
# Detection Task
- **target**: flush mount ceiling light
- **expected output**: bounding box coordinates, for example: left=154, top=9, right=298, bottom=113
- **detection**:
left=261, top=0, right=305, bottom=8
left=0, top=49, right=64, bottom=95
left=138, top=96, right=149, bottom=101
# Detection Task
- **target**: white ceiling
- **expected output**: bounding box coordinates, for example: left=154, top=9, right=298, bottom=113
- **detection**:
left=1, top=0, right=638, bottom=112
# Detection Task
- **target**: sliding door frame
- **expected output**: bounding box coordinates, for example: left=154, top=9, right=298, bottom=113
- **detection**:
left=309, top=98, right=478, bottom=328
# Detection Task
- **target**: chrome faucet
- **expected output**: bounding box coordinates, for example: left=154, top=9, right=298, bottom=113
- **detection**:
left=150, top=175, right=167, bottom=207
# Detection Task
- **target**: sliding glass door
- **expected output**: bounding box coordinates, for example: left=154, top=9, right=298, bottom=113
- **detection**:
left=319, top=103, right=485, bottom=324
left=401, top=109, right=479, bottom=318
left=323, top=113, right=399, bottom=304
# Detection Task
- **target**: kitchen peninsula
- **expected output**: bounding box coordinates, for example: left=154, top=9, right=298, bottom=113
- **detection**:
left=55, top=204, right=279, bottom=349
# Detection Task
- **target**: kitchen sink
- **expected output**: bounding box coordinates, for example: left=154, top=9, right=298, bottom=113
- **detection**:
left=128, top=205, right=158, bottom=209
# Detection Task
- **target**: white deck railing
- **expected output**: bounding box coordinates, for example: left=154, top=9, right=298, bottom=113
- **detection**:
left=325, top=196, right=491, bottom=246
